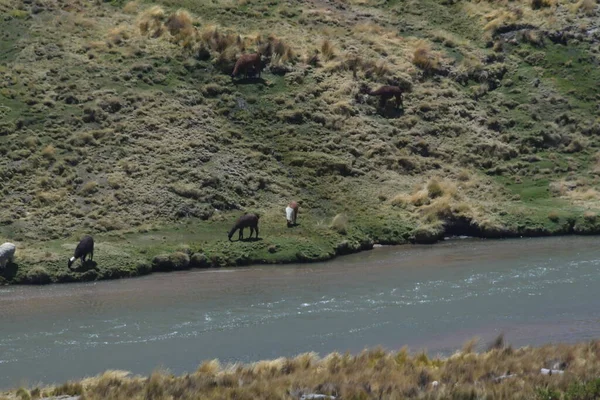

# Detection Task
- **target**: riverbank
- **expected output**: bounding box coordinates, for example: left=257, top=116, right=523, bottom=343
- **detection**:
left=3, top=339, right=600, bottom=399
left=2, top=201, right=600, bottom=285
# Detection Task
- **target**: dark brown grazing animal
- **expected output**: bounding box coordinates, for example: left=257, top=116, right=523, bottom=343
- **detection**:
left=231, top=53, right=263, bottom=79
left=68, top=235, right=94, bottom=269
left=228, top=213, right=260, bottom=241
left=286, top=201, right=298, bottom=227
left=365, top=85, right=404, bottom=108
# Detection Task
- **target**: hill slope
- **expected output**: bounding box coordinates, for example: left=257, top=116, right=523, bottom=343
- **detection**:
left=1, top=0, right=600, bottom=283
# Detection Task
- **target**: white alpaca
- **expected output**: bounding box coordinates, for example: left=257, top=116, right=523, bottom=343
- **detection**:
left=0, top=242, right=16, bottom=268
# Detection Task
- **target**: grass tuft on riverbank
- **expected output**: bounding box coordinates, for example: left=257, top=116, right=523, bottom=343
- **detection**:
left=1, top=0, right=600, bottom=284
left=5, top=339, right=600, bottom=399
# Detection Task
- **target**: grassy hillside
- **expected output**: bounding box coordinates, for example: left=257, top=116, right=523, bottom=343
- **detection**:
left=5, top=339, right=600, bottom=399
left=1, top=0, right=600, bottom=284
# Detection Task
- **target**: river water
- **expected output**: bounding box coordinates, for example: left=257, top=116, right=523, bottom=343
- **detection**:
left=1, top=236, right=600, bottom=389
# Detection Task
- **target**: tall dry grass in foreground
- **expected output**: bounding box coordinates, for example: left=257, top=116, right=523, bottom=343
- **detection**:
left=9, top=340, right=600, bottom=399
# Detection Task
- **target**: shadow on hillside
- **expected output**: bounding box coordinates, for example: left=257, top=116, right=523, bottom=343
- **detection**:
left=0, top=262, right=18, bottom=281
left=69, top=260, right=99, bottom=273
left=233, top=77, right=267, bottom=85
left=231, top=237, right=264, bottom=242
left=377, top=106, right=404, bottom=119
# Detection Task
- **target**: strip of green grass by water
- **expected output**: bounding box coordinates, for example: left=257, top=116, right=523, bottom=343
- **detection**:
left=3, top=201, right=600, bottom=286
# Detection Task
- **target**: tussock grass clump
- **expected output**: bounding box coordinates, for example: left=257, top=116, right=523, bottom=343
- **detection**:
left=80, top=181, right=98, bottom=196
left=392, top=176, right=506, bottom=236
left=107, top=26, right=131, bottom=46
left=548, top=210, right=560, bottom=222
left=200, top=25, right=238, bottom=53
left=330, top=213, right=349, bottom=234
left=165, top=9, right=197, bottom=48
left=123, top=1, right=139, bottom=14
left=138, top=5, right=166, bottom=38
left=18, top=341, right=600, bottom=399
left=321, top=39, right=336, bottom=61
left=412, top=41, right=440, bottom=73
left=573, top=0, right=597, bottom=15
left=41, top=144, right=56, bottom=160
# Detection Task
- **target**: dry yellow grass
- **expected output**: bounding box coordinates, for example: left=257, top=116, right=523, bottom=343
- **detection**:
left=391, top=174, right=506, bottom=234
left=320, top=39, right=336, bottom=61
left=138, top=5, right=166, bottom=38
left=10, top=341, right=600, bottom=400
left=412, top=41, right=440, bottom=72
left=107, top=26, right=131, bottom=45
left=330, top=213, right=349, bottom=234
left=122, top=0, right=139, bottom=14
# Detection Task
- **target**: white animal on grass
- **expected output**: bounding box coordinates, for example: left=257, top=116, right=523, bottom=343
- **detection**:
left=0, top=242, right=16, bottom=268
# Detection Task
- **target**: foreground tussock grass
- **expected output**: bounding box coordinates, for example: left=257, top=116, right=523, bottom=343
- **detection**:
left=7, top=340, right=600, bottom=399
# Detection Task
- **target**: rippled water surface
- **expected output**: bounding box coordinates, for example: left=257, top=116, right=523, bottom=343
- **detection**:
left=1, top=236, right=600, bottom=388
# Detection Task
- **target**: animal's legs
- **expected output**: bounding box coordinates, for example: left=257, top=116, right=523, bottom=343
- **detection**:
left=395, top=94, right=403, bottom=108
left=239, top=227, right=244, bottom=240
left=255, top=225, right=259, bottom=238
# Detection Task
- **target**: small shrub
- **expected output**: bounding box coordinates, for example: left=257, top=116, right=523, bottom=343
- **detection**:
left=574, top=0, right=597, bottom=15
left=9, top=9, right=28, bottom=19
left=427, top=178, right=444, bottom=199
left=152, top=254, right=172, bottom=271
left=41, top=145, right=56, bottom=160
left=535, top=387, right=561, bottom=400
left=190, top=253, right=210, bottom=268
left=169, top=252, right=190, bottom=269
left=80, top=181, right=98, bottom=195
left=123, top=1, right=139, bottom=13
left=457, top=169, right=471, bottom=182
left=565, top=378, right=600, bottom=400
left=330, top=213, right=349, bottom=234
left=69, top=132, right=95, bottom=146
left=584, top=211, right=597, bottom=222
left=107, top=174, right=125, bottom=189
left=548, top=211, right=560, bottom=222
left=107, top=26, right=130, bottom=45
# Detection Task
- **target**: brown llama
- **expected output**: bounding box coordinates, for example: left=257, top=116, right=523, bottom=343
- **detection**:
left=286, top=201, right=299, bottom=227
left=228, top=213, right=260, bottom=241
left=231, top=53, right=263, bottom=79
left=363, top=85, right=404, bottom=108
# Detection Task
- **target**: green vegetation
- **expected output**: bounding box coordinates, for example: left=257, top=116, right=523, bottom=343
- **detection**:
left=6, top=339, right=600, bottom=399
left=1, top=0, right=600, bottom=284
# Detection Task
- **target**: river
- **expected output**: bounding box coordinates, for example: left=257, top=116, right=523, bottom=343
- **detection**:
left=1, top=236, right=600, bottom=389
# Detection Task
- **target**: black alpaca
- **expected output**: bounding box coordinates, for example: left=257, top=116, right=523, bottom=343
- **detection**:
left=68, top=235, right=94, bottom=269
left=228, top=213, right=260, bottom=241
